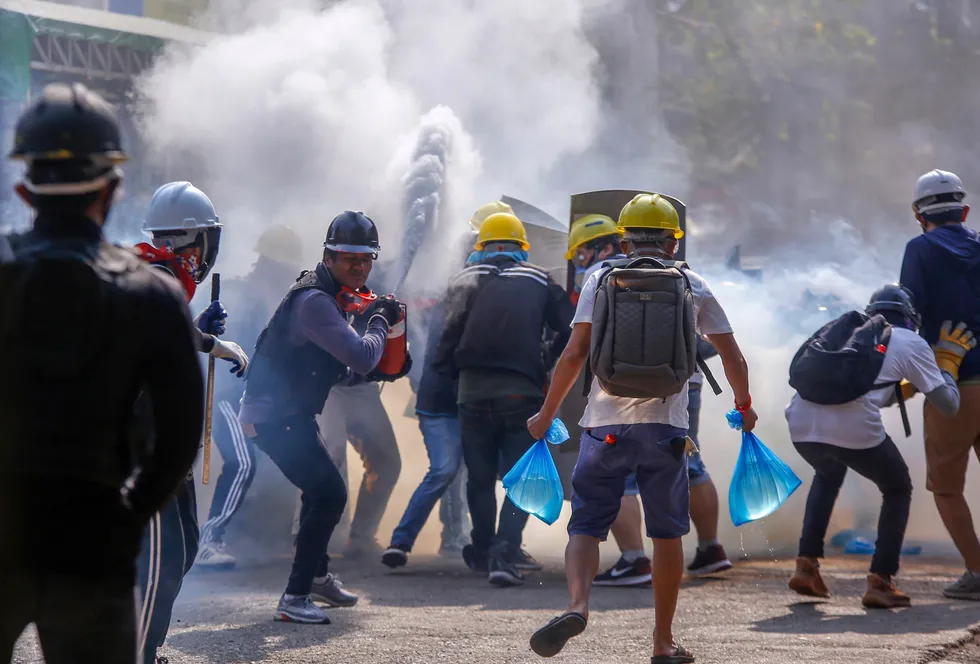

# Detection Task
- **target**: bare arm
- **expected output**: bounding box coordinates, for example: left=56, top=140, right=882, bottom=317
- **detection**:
left=705, top=332, right=749, bottom=404
left=528, top=323, right=591, bottom=439
left=705, top=331, right=757, bottom=431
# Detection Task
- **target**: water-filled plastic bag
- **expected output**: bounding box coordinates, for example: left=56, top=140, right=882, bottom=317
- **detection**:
left=726, top=409, right=802, bottom=526
left=502, top=419, right=569, bottom=525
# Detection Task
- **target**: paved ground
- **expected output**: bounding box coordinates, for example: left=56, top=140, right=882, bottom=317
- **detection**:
left=11, top=554, right=980, bottom=664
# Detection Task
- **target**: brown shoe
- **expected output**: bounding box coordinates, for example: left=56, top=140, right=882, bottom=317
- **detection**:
left=788, top=557, right=831, bottom=598
left=862, top=573, right=911, bottom=609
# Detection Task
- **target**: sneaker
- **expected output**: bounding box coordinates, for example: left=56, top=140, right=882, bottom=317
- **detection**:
left=862, top=573, right=911, bottom=609
left=687, top=544, right=733, bottom=577
left=788, top=556, right=831, bottom=598
left=512, top=548, right=543, bottom=572
left=382, top=545, right=409, bottom=569
left=943, top=571, right=980, bottom=601
left=156, top=658, right=169, bottom=664
left=311, top=574, right=358, bottom=608
left=195, top=541, right=236, bottom=571
left=488, top=550, right=525, bottom=588
left=274, top=594, right=331, bottom=624
left=462, top=544, right=489, bottom=573
left=593, top=555, right=652, bottom=587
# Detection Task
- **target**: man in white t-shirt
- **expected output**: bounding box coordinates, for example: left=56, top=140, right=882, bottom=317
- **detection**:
left=786, top=284, right=969, bottom=609
left=526, top=194, right=757, bottom=664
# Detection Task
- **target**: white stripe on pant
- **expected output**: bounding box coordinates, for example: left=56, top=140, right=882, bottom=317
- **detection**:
left=200, top=400, right=255, bottom=544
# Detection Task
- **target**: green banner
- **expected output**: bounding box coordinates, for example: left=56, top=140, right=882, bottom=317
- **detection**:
left=0, top=10, right=33, bottom=101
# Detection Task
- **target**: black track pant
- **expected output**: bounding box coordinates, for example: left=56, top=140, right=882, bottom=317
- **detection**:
left=0, top=571, right=138, bottom=664
left=200, top=399, right=257, bottom=545
left=137, top=476, right=199, bottom=664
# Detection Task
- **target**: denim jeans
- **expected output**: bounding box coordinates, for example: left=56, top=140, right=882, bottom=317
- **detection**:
left=390, top=415, right=468, bottom=550
left=795, top=436, right=912, bottom=576
left=459, top=396, right=542, bottom=556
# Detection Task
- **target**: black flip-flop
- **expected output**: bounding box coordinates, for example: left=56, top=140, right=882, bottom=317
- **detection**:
left=529, top=611, right=587, bottom=658
left=651, top=644, right=696, bottom=664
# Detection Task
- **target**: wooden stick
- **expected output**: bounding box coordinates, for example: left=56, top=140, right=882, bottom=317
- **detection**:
left=202, top=273, right=220, bottom=485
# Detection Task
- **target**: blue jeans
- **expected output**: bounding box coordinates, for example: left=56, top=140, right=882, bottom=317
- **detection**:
left=390, top=415, right=467, bottom=550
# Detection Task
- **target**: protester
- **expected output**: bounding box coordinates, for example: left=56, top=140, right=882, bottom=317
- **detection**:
left=526, top=193, right=756, bottom=663
left=786, top=285, right=968, bottom=608
left=434, top=212, right=574, bottom=587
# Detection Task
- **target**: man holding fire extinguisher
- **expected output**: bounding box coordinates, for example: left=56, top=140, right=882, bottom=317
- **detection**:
left=239, top=210, right=411, bottom=625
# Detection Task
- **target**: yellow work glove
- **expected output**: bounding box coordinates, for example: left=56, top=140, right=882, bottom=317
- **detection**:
left=899, top=379, right=918, bottom=400
left=934, top=320, right=978, bottom=382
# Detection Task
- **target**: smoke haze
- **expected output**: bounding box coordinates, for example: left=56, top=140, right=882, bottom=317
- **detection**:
left=130, top=0, right=977, bottom=561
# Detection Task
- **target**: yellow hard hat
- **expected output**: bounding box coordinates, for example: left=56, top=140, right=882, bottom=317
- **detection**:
left=255, top=225, right=303, bottom=265
left=475, top=212, right=530, bottom=250
left=469, top=200, right=514, bottom=231
left=618, top=193, right=683, bottom=239
left=565, top=214, right=622, bottom=260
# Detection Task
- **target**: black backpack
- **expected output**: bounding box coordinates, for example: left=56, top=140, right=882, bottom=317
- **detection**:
left=788, top=310, right=911, bottom=436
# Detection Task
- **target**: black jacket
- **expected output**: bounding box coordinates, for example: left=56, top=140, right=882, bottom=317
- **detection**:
left=434, top=255, right=574, bottom=388
left=0, top=214, right=204, bottom=579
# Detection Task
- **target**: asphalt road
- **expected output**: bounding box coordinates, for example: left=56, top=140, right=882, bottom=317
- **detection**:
left=11, top=553, right=980, bottom=664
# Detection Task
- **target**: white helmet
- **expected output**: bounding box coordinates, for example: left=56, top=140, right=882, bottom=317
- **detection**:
left=143, top=181, right=221, bottom=283
left=913, top=169, right=967, bottom=215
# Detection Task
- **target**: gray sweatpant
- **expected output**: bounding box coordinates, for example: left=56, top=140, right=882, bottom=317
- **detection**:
left=310, top=382, right=402, bottom=550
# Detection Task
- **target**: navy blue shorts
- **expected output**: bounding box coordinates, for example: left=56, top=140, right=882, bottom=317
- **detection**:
left=568, top=423, right=690, bottom=540
left=624, top=387, right=708, bottom=496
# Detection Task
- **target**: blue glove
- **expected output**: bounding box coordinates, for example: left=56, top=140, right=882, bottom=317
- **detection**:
left=196, top=301, right=228, bottom=336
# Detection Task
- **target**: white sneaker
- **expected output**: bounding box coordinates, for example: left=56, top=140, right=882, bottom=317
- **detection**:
left=196, top=541, right=236, bottom=570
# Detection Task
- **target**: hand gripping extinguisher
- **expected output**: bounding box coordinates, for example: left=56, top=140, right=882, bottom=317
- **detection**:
left=375, top=298, right=408, bottom=378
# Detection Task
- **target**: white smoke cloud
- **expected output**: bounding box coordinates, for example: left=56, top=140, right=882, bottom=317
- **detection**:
left=133, top=0, right=955, bottom=560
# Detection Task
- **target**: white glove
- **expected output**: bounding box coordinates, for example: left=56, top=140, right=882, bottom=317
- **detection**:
left=210, top=338, right=249, bottom=377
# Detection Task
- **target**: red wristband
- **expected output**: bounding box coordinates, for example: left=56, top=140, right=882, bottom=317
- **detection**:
left=735, top=396, right=752, bottom=414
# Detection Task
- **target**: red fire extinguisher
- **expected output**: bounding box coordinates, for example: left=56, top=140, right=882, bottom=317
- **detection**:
left=376, top=299, right=408, bottom=377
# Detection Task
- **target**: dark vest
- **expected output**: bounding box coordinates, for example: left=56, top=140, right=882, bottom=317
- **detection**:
left=244, top=262, right=351, bottom=416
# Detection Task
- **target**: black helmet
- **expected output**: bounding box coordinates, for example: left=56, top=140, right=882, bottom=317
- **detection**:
left=324, top=211, right=380, bottom=256
left=867, top=283, right=921, bottom=330
left=9, top=83, right=126, bottom=196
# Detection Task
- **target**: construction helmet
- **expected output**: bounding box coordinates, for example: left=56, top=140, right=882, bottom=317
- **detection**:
left=324, top=210, right=380, bottom=256
left=255, top=225, right=303, bottom=266
left=565, top=214, right=622, bottom=260
left=143, top=181, right=221, bottom=283
left=913, top=169, right=966, bottom=215
left=618, top=193, right=683, bottom=239
left=474, top=212, right=530, bottom=250
left=867, top=283, right=921, bottom=330
left=469, top=200, right=514, bottom=231
left=10, top=82, right=126, bottom=196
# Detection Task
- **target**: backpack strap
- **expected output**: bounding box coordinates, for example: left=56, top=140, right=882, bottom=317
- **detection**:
left=869, top=325, right=911, bottom=437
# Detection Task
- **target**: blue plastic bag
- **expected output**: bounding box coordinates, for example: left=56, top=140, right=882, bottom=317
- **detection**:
left=841, top=535, right=922, bottom=557
left=502, top=419, right=569, bottom=525
left=726, top=409, right=802, bottom=526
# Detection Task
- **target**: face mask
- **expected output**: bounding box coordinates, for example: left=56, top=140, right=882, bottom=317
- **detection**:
left=480, top=249, right=529, bottom=262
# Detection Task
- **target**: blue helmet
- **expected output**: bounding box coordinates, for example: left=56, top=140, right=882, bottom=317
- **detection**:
left=866, top=283, right=921, bottom=330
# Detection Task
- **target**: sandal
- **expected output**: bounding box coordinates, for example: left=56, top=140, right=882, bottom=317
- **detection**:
left=529, top=611, right=587, bottom=658
left=651, top=643, right=695, bottom=663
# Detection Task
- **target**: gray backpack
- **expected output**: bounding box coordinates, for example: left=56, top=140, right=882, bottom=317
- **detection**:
left=590, top=256, right=716, bottom=399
